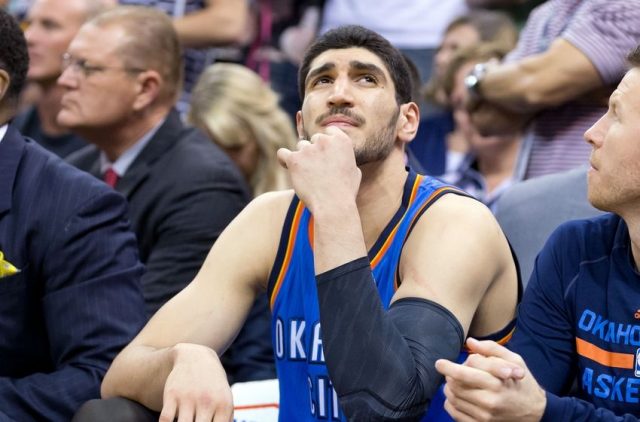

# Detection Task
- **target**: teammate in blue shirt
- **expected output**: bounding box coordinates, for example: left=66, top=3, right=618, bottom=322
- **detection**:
left=83, top=25, right=520, bottom=421
left=436, top=45, right=640, bottom=422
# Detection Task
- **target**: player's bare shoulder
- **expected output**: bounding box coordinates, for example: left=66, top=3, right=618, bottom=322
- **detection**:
left=400, top=192, right=512, bottom=286
left=414, top=193, right=505, bottom=247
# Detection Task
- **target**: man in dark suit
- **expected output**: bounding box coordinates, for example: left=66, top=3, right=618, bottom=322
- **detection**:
left=62, top=6, right=274, bottom=383
left=0, top=9, right=147, bottom=421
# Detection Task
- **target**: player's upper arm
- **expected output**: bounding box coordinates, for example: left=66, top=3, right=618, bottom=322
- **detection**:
left=394, top=194, right=514, bottom=337
left=128, top=190, right=293, bottom=354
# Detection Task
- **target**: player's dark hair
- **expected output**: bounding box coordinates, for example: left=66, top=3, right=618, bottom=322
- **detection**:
left=298, top=25, right=412, bottom=105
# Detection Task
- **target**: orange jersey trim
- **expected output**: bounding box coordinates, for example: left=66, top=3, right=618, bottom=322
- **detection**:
left=270, top=201, right=305, bottom=310
left=576, top=337, right=634, bottom=369
left=371, top=175, right=424, bottom=269
left=462, top=327, right=515, bottom=353
left=494, top=326, right=515, bottom=345
left=234, top=403, right=280, bottom=410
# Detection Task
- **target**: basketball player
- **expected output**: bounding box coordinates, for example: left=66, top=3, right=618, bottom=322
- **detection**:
left=81, top=25, right=520, bottom=422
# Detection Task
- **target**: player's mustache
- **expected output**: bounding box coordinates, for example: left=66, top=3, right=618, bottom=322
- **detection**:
left=315, top=107, right=366, bottom=126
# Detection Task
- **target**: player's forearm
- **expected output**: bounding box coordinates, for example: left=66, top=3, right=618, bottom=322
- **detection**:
left=316, top=258, right=464, bottom=419
left=312, top=200, right=367, bottom=275
left=101, top=344, right=176, bottom=411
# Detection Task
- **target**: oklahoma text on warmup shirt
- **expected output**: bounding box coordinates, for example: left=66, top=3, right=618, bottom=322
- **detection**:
left=509, top=214, right=640, bottom=420
left=267, top=170, right=517, bottom=421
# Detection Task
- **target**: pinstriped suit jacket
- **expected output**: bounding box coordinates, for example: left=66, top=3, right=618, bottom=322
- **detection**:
left=0, top=125, right=146, bottom=421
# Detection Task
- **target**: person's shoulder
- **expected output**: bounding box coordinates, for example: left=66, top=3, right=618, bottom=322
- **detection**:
left=413, top=191, right=505, bottom=251
left=19, top=137, right=124, bottom=216
left=553, top=213, right=620, bottom=247
left=65, top=143, right=101, bottom=172
left=427, top=191, right=496, bottom=226
left=162, top=127, right=245, bottom=182
left=246, top=189, right=296, bottom=221
left=500, top=168, right=586, bottom=207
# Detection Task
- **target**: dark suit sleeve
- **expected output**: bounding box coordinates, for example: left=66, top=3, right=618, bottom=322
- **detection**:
left=0, top=188, right=146, bottom=421
left=140, top=167, right=275, bottom=383
left=140, top=177, right=248, bottom=315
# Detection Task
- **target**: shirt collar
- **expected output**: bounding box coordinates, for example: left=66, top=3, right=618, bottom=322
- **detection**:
left=0, top=124, right=8, bottom=144
left=100, top=118, right=165, bottom=176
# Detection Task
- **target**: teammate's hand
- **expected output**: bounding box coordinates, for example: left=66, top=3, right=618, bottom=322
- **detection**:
left=435, top=338, right=546, bottom=422
left=159, top=343, right=233, bottom=422
left=277, top=125, right=361, bottom=216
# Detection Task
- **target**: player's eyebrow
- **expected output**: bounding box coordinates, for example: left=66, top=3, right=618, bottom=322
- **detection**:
left=350, top=61, right=387, bottom=83
left=306, top=63, right=336, bottom=86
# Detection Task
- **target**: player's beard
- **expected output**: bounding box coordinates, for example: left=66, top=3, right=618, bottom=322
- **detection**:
left=303, top=106, right=400, bottom=167
left=353, top=106, right=400, bottom=166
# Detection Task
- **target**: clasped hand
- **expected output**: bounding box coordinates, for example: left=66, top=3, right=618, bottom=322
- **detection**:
left=435, top=338, right=547, bottom=422
left=277, top=126, right=361, bottom=215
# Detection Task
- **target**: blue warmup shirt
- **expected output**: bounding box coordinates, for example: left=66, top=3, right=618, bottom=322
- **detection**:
left=267, top=170, right=517, bottom=421
left=509, top=213, right=640, bottom=421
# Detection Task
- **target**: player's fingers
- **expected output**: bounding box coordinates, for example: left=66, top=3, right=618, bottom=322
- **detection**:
left=436, top=359, right=503, bottom=390
left=296, top=139, right=312, bottom=149
left=194, top=407, right=214, bottom=422
left=212, top=404, right=234, bottom=422
left=464, top=351, right=524, bottom=381
left=276, top=148, right=292, bottom=169
left=176, top=401, right=195, bottom=422
left=465, top=338, right=525, bottom=377
left=159, top=397, right=178, bottom=422
left=443, top=398, right=481, bottom=422
left=324, top=125, right=349, bottom=139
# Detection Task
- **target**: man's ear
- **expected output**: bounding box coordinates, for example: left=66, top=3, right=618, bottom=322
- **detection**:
left=0, top=69, right=11, bottom=104
left=396, top=102, right=420, bottom=144
left=295, top=110, right=305, bottom=139
left=132, top=70, right=162, bottom=111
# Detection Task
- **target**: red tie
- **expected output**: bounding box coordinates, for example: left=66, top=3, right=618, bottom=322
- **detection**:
left=103, top=167, right=119, bottom=188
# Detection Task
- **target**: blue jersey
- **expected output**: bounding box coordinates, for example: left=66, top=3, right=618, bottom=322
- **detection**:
left=267, top=171, right=517, bottom=421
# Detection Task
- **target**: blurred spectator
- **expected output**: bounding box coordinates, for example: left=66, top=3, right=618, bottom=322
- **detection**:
left=464, top=0, right=640, bottom=179
left=118, top=0, right=250, bottom=113
left=61, top=5, right=245, bottom=314
left=495, top=166, right=602, bottom=285
left=320, top=0, right=468, bottom=83
left=11, top=0, right=114, bottom=158
left=442, top=43, right=522, bottom=211
left=63, top=5, right=274, bottom=384
left=3, top=0, right=30, bottom=19
left=409, top=10, right=518, bottom=176
left=467, top=0, right=545, bottom=28
left=189, top=63, right=296, bottom=196
left=0, top=9, right=146, bottom=420
left=248, top=0, right=322, bottom=122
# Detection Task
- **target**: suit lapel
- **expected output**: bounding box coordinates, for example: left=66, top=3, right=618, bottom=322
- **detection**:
left=117, top=109, right=183, bottom=198
left=0, top=126, right=27, bottom=215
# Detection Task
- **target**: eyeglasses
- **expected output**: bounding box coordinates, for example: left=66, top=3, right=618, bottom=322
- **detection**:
left=61, top=53, right=146, bottom=78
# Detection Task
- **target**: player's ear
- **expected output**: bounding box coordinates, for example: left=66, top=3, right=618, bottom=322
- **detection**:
left=296, top=111, right=305, bottom=140
left=397, top=102, right=419, bottom=144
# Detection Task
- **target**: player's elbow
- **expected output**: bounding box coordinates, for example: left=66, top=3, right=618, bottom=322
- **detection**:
left=339, top=388, right=431, bottom=422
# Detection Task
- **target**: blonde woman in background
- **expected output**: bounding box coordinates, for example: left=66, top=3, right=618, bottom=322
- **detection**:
left=189, top=63, right=297, bottom=196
